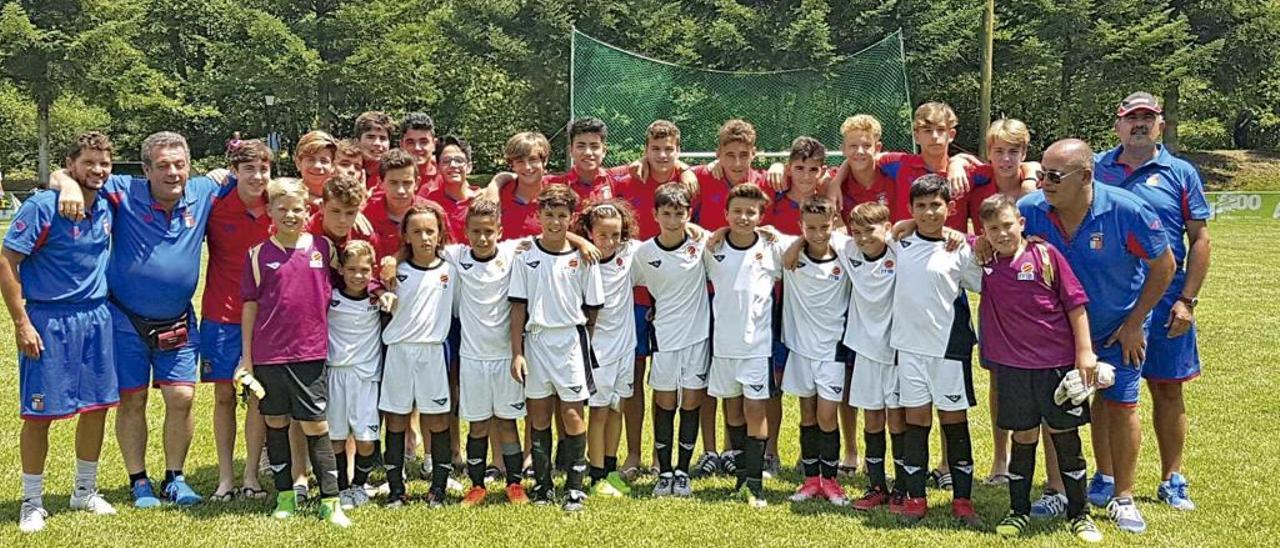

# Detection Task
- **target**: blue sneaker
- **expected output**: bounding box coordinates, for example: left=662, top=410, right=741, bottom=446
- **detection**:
left=1030, top=490, right=1067, bottom=519
left=1157, top=472, right=1196, bottom=511
left=1106, top=497, right=1146, bottom=534
left=1087, top=473, right=1114, bottom=508
left=131, top=478, right=161, bottom=509
left=162, top=475, right=203, bottom=506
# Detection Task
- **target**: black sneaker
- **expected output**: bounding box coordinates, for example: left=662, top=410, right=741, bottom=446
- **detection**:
left=531, top=485, right=555, bottom=506
left=384, top=491, right=410, bottom=508
left=425, top=487, right=447, bottom=508
left=562, top=489, right=586, bottom=512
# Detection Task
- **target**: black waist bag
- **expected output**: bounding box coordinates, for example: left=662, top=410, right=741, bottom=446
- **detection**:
left=110, top=296, right=190, bottom=352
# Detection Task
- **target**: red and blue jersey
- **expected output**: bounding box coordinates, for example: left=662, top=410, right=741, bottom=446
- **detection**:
left=498, top=182, right=542, bottom=241
left=103, top=174, right=226, bottom=319
left=690, top=165, right=769, bottom=230
left=422, top=186, right=479, bottom=245
left=1093, top=145, right=1210, bottom=272
left=840, top=170, right=895, bottom=223
left=3, top=189, right=113, bottom=303
left=1018, top=183, right=1169, bottom=342
left=612, top=167, right=688, bottom=241
left=879, top=153, right=991, bottom=233
left=763, top=192, right=806, bottom=236
left=543, top=166, right=626, bottom=207
left=203, top=187, right=271, bottom=324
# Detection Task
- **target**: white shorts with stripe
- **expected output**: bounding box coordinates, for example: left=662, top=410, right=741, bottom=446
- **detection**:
left=708, top=356, right=771, bottom=401
left=524, top=326, right=594, bottom=402
left=648, top=340, right=710, bottom=392
left=459, top=357, right=527, bottom=422
left=896, top=350, right=975, bottom=412
left=588, top=355, right=635, bottom=408
left=326, top=365, right=381, bottom=442
left=781, top=352, right=846, bottom=402
left=848, top=353, right=899, bottom=410
left=379, top=342, right=450, bottom=415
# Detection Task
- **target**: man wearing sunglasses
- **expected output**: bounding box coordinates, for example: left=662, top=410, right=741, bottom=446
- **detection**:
left=1093, top=92, right=1211, bottom=514
left=1018, top=138, right=1175, bottom=534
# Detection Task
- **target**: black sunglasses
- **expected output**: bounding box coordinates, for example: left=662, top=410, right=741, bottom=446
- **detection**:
left=1036, top=167, right=1086, bottom=185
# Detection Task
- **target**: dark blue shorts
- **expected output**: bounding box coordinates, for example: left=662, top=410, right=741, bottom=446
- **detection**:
left=1142, top=287, right=1200, bottom=383
left=110, top=302, right=199, bottom=393
left=20, top=301, right=119, bottom=420
left=199, top=319, right=242, bottom=383
left=634, top=304, right=653, bottom=356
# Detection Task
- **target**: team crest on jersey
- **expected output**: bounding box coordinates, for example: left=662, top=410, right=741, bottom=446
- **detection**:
left=1017, top=262, right=1036, bottom=281
left=831, top=266, right=842, bottom=277
left=525, top=260, right=541, bottom=269
left=1089, top=233, right=1104, bottom=250
left=568, top=258, right=580, bottom=269
left=713, top=254, right=725, bottom=262
left=876, top=193, right=888, bottom=205
left=648, top=259, right=662, bottom=268
left=686, top=245, right=698, bottom=256
left=1145, top=174, right=1161, bottom=186
left=183, top=209, right=196, bottom=228
left=460, top=262, right=474, bottom=270
left=495, top=258, right=506, bottom=269
left=754, top=252, right=764, bottom=262
left=440, top=274, right=449, bottom=283
left=310, top=250, right=324, bottom=268
left=615, top=257, right=624, bottom=266
left=1149, top=217, right=1162, bottom=230
left=12, top=220, right=25, bottom=233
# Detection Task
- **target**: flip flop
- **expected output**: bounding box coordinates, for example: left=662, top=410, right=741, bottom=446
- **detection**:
left=930, top=469, right=953, bottom=490
left=239, top=486, right=268, bottom=500
left=982, top=473, right=1011, bottom=486
left=619, top=465, right=641, bottom=481
left=209, top=490, right=236, bottom=502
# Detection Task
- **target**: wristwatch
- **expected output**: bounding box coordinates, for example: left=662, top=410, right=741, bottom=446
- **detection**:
left=1177, top=296, right=1199, bottom=309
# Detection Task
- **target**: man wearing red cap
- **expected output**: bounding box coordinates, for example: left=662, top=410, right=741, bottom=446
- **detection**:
left=1091, top=91, right=1211, bottom=520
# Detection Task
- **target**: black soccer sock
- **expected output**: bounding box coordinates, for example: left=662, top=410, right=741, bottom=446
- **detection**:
left=1051, top=429, right=1088, bottom=519
left=163, top=470, right=183, bottom=484
left=384, top=430, right=407, bottom=495
left=890, top=431, right=907, bottom=495
left=743, top=436, right=766, bottom=496
left=335, top=451, right=351, bottom=491
left=1009, top=440, right=1038, bottom=516
left=466, top=435, right=488, bottom=488
left=727, top=424, right=747, bottom=452
left=819, top=427, right=840, bottom=480
left=942, top=421, right=974, bottom=500
left=864, top=429, right=888, bottom=491
left=903, top=424, right=930, bottom=498
left=266, top=426, right=294, bottom=492
left=799, top=424, right=820, bottom=478
left=677, top=408, right=700, bottom=473
left=128, top=470, right=148, bottom=485
left=654, top=406, right=676, bottom=474
left=563, top=434, right=587, bottom=493
left=353, top=450, right=377, bottom=487
left=430, top=427, right=453, bottom=492
left=502, top=450, right=524, bottom=486
left=306, top=433, right=340, bottom=498
left=531, top=427, right=553, bottom=492
left=604, top=455, right=618, bottom=475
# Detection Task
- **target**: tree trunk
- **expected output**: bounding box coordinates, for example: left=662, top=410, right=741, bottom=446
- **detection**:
left=37, top=94, right=51, bottom=188
left=1163, top=85, right=1180, bottom=153
left=1233, top=110, right=1253, bottom=149
left=978, top=0, right=994, bottom=158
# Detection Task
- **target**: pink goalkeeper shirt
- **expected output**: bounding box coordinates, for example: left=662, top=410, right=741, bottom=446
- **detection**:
left=979, top=242, right=1090, bottom=369
left=241, top=234, right=334, bottom=366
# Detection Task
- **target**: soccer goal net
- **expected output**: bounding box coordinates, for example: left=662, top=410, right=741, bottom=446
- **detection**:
left=570, top=29, right=913, bottom=164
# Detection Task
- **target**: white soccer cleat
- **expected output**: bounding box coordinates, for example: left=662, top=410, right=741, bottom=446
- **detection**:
left=70, top=490, right=117, bottom=515
left=19, top=501, right=48, bottom=534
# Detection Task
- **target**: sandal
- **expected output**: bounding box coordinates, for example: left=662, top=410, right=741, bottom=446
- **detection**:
left=929, top=469, right=953, bottom=490
left=982, top=473, right=1011, bottom=486
left=209, top=490, right=236, bottom=502
left=239, top=486, right=268, bottom=500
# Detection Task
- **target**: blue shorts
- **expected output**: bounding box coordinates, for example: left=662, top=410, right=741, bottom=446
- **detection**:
left=110, top=302, right=200, bottom=393
left=1096, top=334, right=1146, bottom=407
left=20, top=301, right=119, bottom=420
left=1142, top=287, right=1201, bottom=383
left=634, top=304, right=653, bottom=356
left=199, top=319, right=242, bottom=383
left=446, top=316, right=462, bottom=373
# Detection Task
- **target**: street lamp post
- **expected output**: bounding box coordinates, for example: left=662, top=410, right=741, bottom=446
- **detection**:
left=264, top=95, right=277, bottom=153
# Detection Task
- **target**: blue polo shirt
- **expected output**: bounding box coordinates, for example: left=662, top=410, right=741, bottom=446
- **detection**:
left=1094, top=145, right=1210, bottom=272
left=1018, top=183, right=1169, bottom=341
left=3, top=189, right=113, bottom=304
left=103, top=174, right=225, bottom=319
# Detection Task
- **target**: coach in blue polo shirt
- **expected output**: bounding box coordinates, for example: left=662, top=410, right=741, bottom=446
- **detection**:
left=1018, top=138, right=1174, bottom=534
left=53, top=131, right=226, bottom=509
left=1094, top=92, right=1211, bottom=513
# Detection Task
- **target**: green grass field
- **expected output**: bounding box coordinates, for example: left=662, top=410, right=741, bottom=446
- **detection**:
left=0, top=217, right=1276, bottom=547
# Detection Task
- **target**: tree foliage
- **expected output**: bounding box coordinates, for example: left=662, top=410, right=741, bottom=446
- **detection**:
left=0, top=0, right=1276, bottom=179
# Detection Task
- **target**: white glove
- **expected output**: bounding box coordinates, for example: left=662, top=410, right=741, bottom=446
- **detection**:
left=1054, top=370, right=1094, bottom=406
left=235, top=370, right=266, bottom=399
left=1096, top=362, right=1116, bottom=389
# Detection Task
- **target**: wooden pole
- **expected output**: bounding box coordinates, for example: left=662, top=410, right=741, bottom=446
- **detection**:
left=979, top=0, right=995, bottom=158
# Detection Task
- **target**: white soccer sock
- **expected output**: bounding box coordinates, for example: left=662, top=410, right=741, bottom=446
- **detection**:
left=74, top=459, right=99, bottom=494
left=22, top=473, right=44, bottom=505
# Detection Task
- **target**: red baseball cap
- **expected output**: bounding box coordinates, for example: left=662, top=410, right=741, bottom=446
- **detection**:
left=1116, top=92, right=1162, bottom=117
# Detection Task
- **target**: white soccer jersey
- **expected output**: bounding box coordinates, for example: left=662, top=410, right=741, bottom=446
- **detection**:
left=781, top=236, right=850, bottom=362
left=838, top=239, right=898, bottom=365
left=632, top=234, right=711, bottom=352
left=382, top=258, right=456, bottom=345
left=327, top=289, right=383, bottom=378
left=888, top=232, right=982, bottom=359
left=443, top=241, right=522, bottom=361
left=592, top=243, right=638, bottom=364
left=704, top=234, right=783, bottom=359
left=508, top=239, right=604, bottom=332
